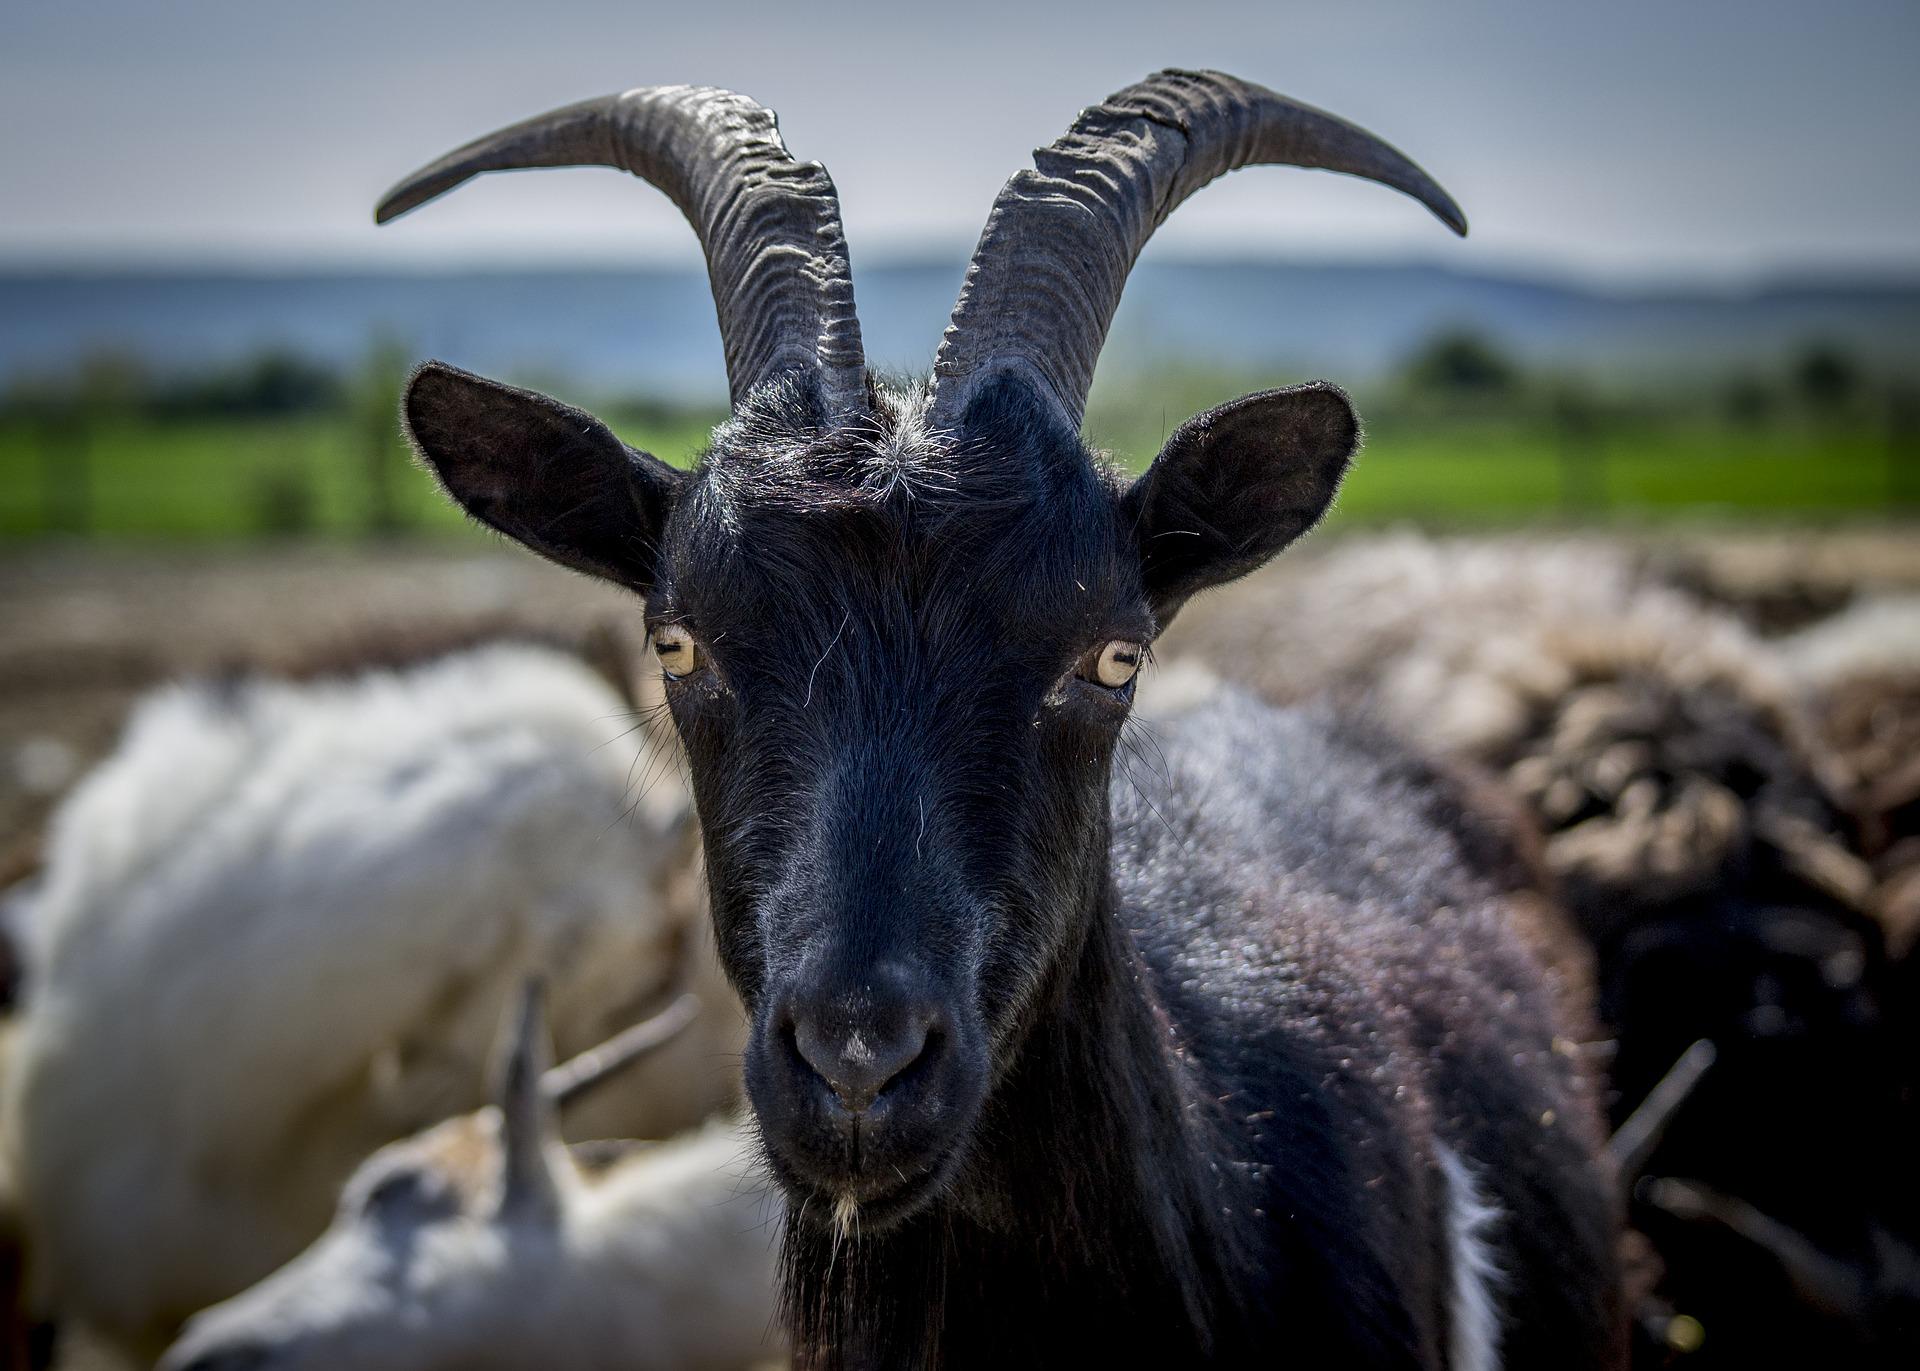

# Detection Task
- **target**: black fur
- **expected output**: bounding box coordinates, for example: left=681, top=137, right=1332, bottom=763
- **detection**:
left=406, top=367, right=1625, bottom=1368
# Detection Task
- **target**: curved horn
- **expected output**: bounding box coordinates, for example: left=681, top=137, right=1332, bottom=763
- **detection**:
left=376, top=86, right=867, bottom=417
left=929, top=69, right=1466, bottom=430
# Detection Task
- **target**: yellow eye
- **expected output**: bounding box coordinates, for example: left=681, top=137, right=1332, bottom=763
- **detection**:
left=1089, top=640, right=1143, bottom=689
left=650, top=625, right=702, bottom=680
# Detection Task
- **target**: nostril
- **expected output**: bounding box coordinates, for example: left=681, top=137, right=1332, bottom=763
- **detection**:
left=791, top=1009, right=936, bottom=1115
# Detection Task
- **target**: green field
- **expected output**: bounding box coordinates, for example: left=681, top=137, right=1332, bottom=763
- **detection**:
left=1329, top=420, right=1904, bottom=522
left=0, top=410, right=719, bottom=541
left=0, top=407, right=1909, bottom=541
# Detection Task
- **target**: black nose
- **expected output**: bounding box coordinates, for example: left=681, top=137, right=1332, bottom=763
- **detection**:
left=788, top=993, right=939, bottom=1114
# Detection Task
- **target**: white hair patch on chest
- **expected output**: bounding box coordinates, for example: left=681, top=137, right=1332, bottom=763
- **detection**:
left=1437, top=1142, right=1504, bottom=1371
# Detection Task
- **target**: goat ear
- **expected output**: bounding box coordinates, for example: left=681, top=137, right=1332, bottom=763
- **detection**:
left=404, top=362, right=681, bottom=594
left=1122, top=382, right=1357, bottom=621
left=494, top=978, right=562, bottom=1217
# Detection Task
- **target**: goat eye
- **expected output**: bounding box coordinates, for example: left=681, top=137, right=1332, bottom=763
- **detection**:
left=650, top=625, right=702, bottom=679
left=1086, top=640, right=1143, bottom=689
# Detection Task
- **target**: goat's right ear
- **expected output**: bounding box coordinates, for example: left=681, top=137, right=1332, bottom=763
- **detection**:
left=1121, top=382, right=1358, bottom=622
left=403, top=362, right=681, bottom=593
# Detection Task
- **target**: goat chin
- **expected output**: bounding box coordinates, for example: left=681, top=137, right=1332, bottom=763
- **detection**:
left=1, top=639, right=740, bottom=1358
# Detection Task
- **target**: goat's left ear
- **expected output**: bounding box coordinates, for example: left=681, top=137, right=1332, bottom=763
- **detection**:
left=1121, top=382, right=1357, bottom=621
left=404, top=361, right=681, bottom=594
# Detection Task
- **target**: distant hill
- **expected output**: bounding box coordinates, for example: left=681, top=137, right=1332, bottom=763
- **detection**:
left=4, top=260, right=1917, bottom=402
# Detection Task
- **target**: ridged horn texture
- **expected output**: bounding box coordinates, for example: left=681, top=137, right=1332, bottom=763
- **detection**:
left=929, top=69, right=1468, bottom=431
left=376, top=86, right=868, bottom=417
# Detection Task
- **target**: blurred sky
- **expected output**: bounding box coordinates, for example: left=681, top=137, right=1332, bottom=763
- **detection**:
left=3, top=0, right=1917, bottom=283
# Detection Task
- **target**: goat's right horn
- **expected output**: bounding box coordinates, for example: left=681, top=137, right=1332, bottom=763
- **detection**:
left=377, top=86, right=868, bottom=419
left=930, top=69, right=1466, bottom=431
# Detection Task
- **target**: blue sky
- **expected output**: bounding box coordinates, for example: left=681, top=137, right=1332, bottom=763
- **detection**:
left=4, top=0, right=1917, bottom=283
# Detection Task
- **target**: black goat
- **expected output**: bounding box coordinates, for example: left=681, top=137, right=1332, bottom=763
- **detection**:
left=378, top=71, right=1624, bottom=1368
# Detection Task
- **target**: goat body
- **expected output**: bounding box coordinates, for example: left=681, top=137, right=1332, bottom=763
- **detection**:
left=1173, top=534, right=1920, bottom=1364
left=160, top=987, right=780, bottom=1371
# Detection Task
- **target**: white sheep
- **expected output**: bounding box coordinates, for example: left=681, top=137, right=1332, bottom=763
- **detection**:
left=1, top=638, right=742, bottom=1360
left=158, top=984, right=782, bottom=1371
left=1777, top=593, right=1920, bottom=690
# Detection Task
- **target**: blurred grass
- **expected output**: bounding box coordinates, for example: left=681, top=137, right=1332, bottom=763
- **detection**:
left=1331, top=420, right=1897, bottom=523
left=8, top=323, right=1915, bottom=541
left=0, top=410, right=720, bottom=541
left=0, top=403, right=1907, bottom=541
left=7, top=326, right=1913, bottom=540
left=1084, top=410, right=1901, bottom=525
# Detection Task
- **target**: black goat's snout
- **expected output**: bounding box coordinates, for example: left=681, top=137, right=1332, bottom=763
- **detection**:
left=790, top=1000, right=937, bottom=1115
left=749, top=958, right=988, bottom=1225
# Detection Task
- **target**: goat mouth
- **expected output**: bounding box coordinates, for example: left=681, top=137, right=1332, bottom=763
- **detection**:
left=801, top=1163, right=948, bottom=1238
left=776, top=1132, right=964, bottom=1237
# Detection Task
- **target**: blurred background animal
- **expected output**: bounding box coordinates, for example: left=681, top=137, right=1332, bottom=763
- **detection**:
left=0, top=632, right=742, bottom=1364
left=158, top=984, right=782, bottom=1371
left=1162, top=532, right=1920, bottom=1366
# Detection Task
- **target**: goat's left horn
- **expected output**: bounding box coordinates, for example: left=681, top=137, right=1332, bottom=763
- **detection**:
left=929, top=69, right=1465, bottom=431
left=376, top=85, right=869, bottom=419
